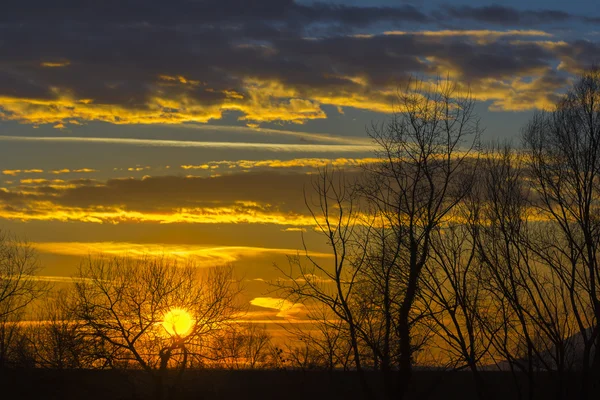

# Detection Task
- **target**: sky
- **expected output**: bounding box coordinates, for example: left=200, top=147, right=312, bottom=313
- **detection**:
left=1, top=0, right=599, bottom=320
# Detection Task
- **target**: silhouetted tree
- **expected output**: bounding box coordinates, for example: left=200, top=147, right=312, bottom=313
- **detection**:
left=73, top=255, right=241, bottom=400
left=422, top=207, right=491, bottom=400
left=475, top=144, right=557, bottom=400
left=523, top=67, right=600, bottom=399
left=281, top=305, right=354, bottom=371
left=0, top=230, right=45, bottom=368
left=25, top=288, right=93, bottom=369
left=273, top=167, right=373, bottom=395
left=360, top=77, right=481, bottom=399
left=210, top=323, right=273, bottom=369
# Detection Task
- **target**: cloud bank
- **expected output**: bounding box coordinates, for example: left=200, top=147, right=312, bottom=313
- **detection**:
left=0, top=1, right=597, bottom=128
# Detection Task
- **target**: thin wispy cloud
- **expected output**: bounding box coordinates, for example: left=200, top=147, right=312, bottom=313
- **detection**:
left=0, top=136, right=376, bottom=153
left=20, top=275, right=97, bottom=284
left=250, top=297, right=307, bottom=319
left=175, top=123, right=372, bottom=145
left=383, top=29, right=553, bottom=38
left=180, top=157, right=381, bottom=171
left=33, top=242, right=332, bottom=265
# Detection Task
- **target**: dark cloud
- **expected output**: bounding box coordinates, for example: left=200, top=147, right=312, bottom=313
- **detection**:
left=0, top=172, right=327, bottom=215
left=437, top=4, right=573, bottom=26
left=0, top=0, right=427, bottom=26
left=0, top=1, right=598, bottom=125
left=61, top=173, right=311, bottom=212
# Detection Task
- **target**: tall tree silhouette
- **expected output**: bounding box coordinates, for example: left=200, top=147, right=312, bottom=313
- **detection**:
left=360, top=77, right=481, bottom=399
left=274, top=168, right=374, bottom=396
left=0, top=230, right=45, bottom=369
left=523, top=68, right=600, bottom=399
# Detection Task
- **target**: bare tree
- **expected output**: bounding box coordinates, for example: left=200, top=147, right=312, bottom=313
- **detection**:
left=360, top=77, right=481, bottom=399
left=472, top=144, right=579, bottom=400
left=24, top=288, right=93, bottom=369
left=0, top=230, right=44, bottom=368
left=210, top=323, right=273, bottom=369
left=281, top=305, right=354, bottom=371
left=350, top=207, right=406, bottom=398
left=523, top=68, right=600, bottom=399
left=240, top=323, right=273, bottom=369
left=277, top=77, right=481, bottom=400
left=421, top=201, right=492, bottom=400
left=474, top=145, right=537, bottom=400
left=273, top=167, right=373, bottom=396
left=73, top=255, right=241, bottom=400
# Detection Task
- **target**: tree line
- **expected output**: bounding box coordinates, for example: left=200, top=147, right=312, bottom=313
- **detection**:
left=274, top=70, right=600, bottom=400
left=1, top=70, right=599, bottom=400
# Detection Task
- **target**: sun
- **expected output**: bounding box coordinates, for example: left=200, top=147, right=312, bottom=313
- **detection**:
left=162, top=308, right=194, bottom=337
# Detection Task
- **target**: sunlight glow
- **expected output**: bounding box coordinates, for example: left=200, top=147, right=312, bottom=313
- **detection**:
left=162, top=308, right=194, bottom=337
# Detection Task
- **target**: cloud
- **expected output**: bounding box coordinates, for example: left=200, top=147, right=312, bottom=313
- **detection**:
left=281, top=227, right=306, bottom=232
left=180, top=157, right=381, bottom=171
left=2, top=169, right=44, bottom=176
left=0, top=0, right=428, bottom=27
left=174, top=123, right=372, bottom=145
left=32, top=242, right=331, bottom=266
left=50, top=168, right=96, bottom=174
left=250, top=297, right=306, bottom=318
left=127, top=166, right=150, bottom=172
left=0, top=202, right=319, bottom=225
left=40, top=60, right=70, bottom=68
left=0, top=171, right=363, bottom=225
left=0, top=2, right=596, bottom=127
left=436, top=5, right=578, bottom=26
left=20, top=275, right=96, bottom=284
left=20, top=179, right=65, bottom=184
left=384, top=29, right=553, bottom=38
left=0, top=136, right=375, bottom=153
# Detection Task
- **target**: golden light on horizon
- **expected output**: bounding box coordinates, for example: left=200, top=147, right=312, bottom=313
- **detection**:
left=162, top=308, right=194, bottom=337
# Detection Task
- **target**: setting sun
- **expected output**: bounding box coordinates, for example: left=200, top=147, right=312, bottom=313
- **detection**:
left=162, top=308, right=194, bottom=337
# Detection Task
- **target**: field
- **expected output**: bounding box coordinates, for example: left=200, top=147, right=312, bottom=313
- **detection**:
left=0, top=369, right=593, bottom=400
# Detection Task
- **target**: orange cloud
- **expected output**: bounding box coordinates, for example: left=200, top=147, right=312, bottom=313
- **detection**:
left=0, top=202, right=318, bottom=225
left=158, top=74, right=201, bottom=86
left=2, top=169, right=44, bottom=176
left=32, top=242, right=332, bottom=266
left=40, top=60, right=71, bottom=68
left=20, top=179, right=65, bottom=184
left=0, top=66, right=571, bottom=128
left=49, top=168, right=97, bottom=174
left=250, top=297, right=307, bottom=318
left=0, top=77, right=329, bottom=126
left=384, top=29, right=552, bottom=38
left=127, top=166, right=150, bottom=172
left=181, top=157, right=381, bottom=171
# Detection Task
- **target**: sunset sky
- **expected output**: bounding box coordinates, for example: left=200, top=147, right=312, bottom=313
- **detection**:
left=1, top=0, right=599, bottom=320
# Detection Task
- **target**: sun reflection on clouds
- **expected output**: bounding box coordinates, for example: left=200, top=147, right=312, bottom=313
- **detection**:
left=249, top=297, right=307, bottom=319
left=32, top=242, right=333, bottom=266
left=180, top=157, right=381, bottom=171
left=0, top=203, right=320, bottom=225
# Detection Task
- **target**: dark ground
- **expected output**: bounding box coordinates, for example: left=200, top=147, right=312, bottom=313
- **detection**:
left=0, top=368, right=595, bottom=400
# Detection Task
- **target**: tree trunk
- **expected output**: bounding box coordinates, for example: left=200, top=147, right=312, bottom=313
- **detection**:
left=397, top=308, right=412, bottom=400
left=398, top=272, right=418, bottom=399
left=348, top=322, right=372, bottom=399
